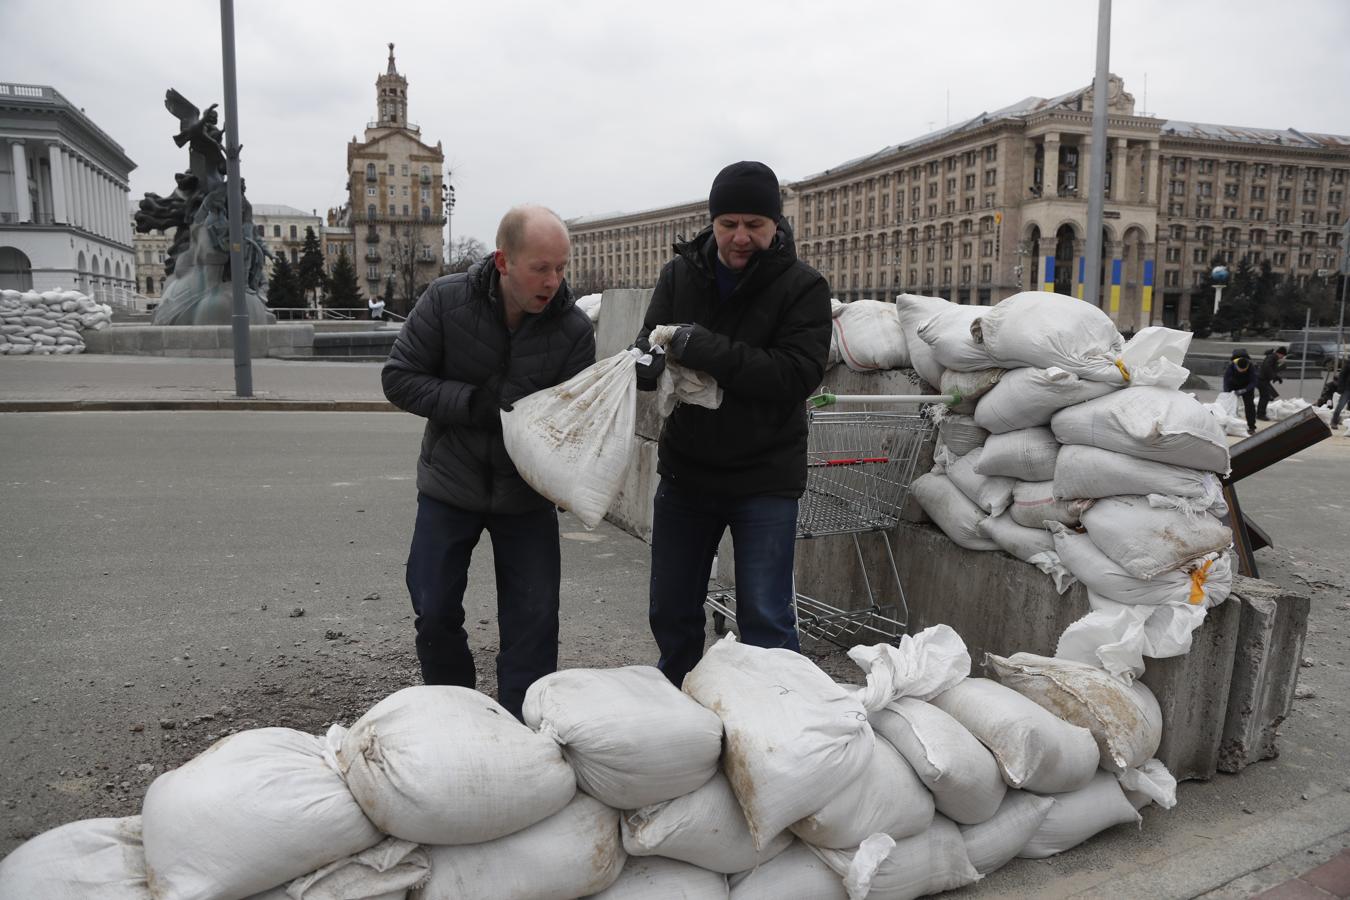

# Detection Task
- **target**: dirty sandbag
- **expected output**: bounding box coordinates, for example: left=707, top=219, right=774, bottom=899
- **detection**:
left=0, top=816, right=147, bottom=900
left=935, top=410, right=989, bottom=457
left=940, top=368, right=1003, bottom=415
left=1081, top=496, right=1232, bottom=579
left=728, top=840, right=848, bottom=900
left=959, top=791, right=1056, bottom=875
left=929, top=678, right=1099, bottom=795
left=976, top=427, right=1059, bottom=483
left=335, top=686, right=576, bottom=846
left=977, top=514, right=1075, bottom=594
left=812, top=818, right=981, bottom=900
left=894, top=294, right=950, bottom=387
left=916, top=304, right=997, bottom=372
left=848, top=624, right=972, bottom=710
left=831, top=299, right=911, bottom=372
left=622, top=772, right=792, bottom=875
left=870, top=698, right=1007, bottom=826
left=1009, top=480, right=1092, bottom=530
left=142, top=727, right=383, bottom=900
left=416, top=793, right=623, bottom=900
left=1052, top=443, right=1224, bottom=507
left=1050, top=385, right=1230, bottom=474
left=1051, top=525, right=1233, bottom=609
left=791, top=734, right=935, bottom=849
left=588, top=856, right=728, bottom=899
left=647, top=323, right=723, bottom=417
left=283, top=837, right=428, bottom=900
left=501, top=350, right=638, bottom=528
left=973, top=366, right=1118, bottom=434
left=986, top=652, right=1163, bottom=772
left=1017, top=772, right=1141, bottom=859
left=683, top=635, right=875, bottom=851
left=911, top=473, right=1000, bottom=551
left=945, top=447, right=1016, bottom=517
left=523, top=665, right=723, bottom=810
left=1118, top=758, right=1178, bottom=810
left=971, top=291, right=1125, bottom=383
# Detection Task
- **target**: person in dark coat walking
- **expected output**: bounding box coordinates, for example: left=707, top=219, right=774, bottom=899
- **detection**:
left=382, top=205, right=596, bottom=718
left=1256, top=346, right=1287, bottom=420
left=1331, top=356, right=1350, bottom=429
left=1223, top=347, right=1258, bottom=435
left=631, top=161, right=832, bottom=687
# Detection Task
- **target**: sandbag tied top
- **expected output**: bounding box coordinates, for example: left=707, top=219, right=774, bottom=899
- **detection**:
left=812, top=816, right=981, bottom=900
left=973, top=366, right=1119, bottom=434
left=141, top=727, right=383, bottom=900
left=1081, top=496, right=1233, bottom=580
left=916, top=303, right=998, bottom=373
left=1050, top=385, right=1231, bottom=474
left=986, top=652, right=1163, bottom=772
left=0, top=816, right=147, bottom=900
left=523, top=665, right=724, bottom=810
left=831, top=298, right=911, bottom=372
left=848, top=624, right=972, bottom=711
left=970, top=291, right=1126, bottom=383
left=929, top=678, right=1100, bottom=795
left=1050, top=525, right=1233, bottom=608
left=683, top=635, right=875, bottom=851
left=334, top=686, right=576, bottom=846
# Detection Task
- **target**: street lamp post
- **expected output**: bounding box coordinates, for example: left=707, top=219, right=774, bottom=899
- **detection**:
left=444, top=183, right=456, bottom=266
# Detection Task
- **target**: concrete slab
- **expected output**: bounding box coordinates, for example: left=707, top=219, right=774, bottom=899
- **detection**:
left=606, top=437, right=660, bottom=542
left=188, top=327, right=221, bottom=351
left=594, top=288, right=652, bottom=359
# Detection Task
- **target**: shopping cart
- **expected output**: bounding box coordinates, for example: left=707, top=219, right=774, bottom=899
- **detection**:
left=705, top=392, right=947, bottom=647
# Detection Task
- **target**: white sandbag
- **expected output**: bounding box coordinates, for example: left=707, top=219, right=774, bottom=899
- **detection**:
left=894, top=294, right=949, bottom=387
left=1081, top=496, right=1232, bottom=579
left=791, top=735, right=935, bottom=848
left=1053, top=444, right=1225, bottom=514
left=977, top=427, right=1059, bottom=482
left=911, top=473, right=999, bottom=551
left=959, top=791, right=1056, bottom=875
left=971, top=291, right=1125, bottom=382
left=335, top=686, right=576, bottom=845
left=142, top=728, right=383, bottom=900
left=1118, top=326, right=1193, bottom=389
left=1267, top=397, right=1311, bottom=420
left=1052, top=526, right=1232, bottom=608
left=978, top=514, right=1075, bottom=594
left=622, top=772, right=792, bottom=875
left=847, top=624, right=972, bottom=709
left=1018, top=772, right=1141, bottom=859
left=945, top=447, right=1015, bottom=517
left=937, top=412, right=988, bottom=456
left=0, top=816, right=147, bottom=899
left=501, top=349, right=637, bottom=528
left=728, top=840, right=847, bottom=900
left=974, top=366, right=1118, bottom=433
left=416, top=793, right=622, bottom=900
left=1056, top=590, right=1218, bottom=682
left=940, top=368, right=1003, bottom=415
left=648, top=324, right=723, bottom=418
left=929, top=678, right=1099, bottom=794
left=575, top=292, right=602, bottom=323
left=916, top=304, right=997, bottom=372
left=589, top=856, right=728, bottom=899
left=986, top=653, right=1163, bottom=772
left=287, top=837, right=428, bottom=900
left=1118, top=758, right=1178, bottom=810
left=812, top=818, right=981, bottom=900
left=1051, top=385, right=1231, bottom=474
left=870, top=698, right=1007, bottom=825
left=523, top=665, right=723, bottom=809
left=1009, top=480, right=1092, bottom=529
left=831, top=299, right=911, bottom=371
left=683, top=635, right=874, bottom=850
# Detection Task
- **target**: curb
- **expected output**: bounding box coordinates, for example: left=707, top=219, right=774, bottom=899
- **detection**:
left=0, top=399, right=400, bottom=413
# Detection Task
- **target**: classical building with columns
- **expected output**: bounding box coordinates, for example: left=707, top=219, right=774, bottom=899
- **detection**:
left=566, top=76, right=1348, bottom=331
left=0, top=82, right=136, bottom=302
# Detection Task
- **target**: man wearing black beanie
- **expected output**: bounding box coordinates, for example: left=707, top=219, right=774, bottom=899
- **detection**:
left=630, top=160, right=832, bottom=686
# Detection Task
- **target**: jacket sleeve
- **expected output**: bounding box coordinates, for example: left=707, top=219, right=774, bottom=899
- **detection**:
left=634, top=264, right=677, bottom=391
left=1221, top=365, right=1235, bottom=393
left=677, top=272, right=831, bottom=404
left=381, top=286, right=476, bottom=425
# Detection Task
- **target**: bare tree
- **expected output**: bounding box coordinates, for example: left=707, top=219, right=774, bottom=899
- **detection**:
left=445, top=236, right=488, bottom=274
left=386, top=221, right=440, bottom=315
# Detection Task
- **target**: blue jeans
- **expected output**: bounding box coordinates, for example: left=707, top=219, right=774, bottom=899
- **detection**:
left=649, top=477, right=799, bottom=687
left=405, top=493, right=560, bottom=719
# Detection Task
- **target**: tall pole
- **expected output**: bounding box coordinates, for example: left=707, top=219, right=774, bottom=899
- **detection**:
left=220, top=0, right=253, bottom=397
left=1083, top=0, right=1112, bottom=309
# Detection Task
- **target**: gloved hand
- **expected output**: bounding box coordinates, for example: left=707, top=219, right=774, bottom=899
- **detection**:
left=469, top=380, right=512, bottom=428
left=635, top=341, right=666, bottom=382
left=667, top=323, right=702, bottom=362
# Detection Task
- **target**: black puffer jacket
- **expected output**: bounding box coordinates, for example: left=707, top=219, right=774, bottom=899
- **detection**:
left=636, top=220, right=831, bottom=498
left=383, top=257, right=596, bottom=514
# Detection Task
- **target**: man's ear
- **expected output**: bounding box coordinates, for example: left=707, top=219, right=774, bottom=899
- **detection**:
left=493, top=249, right=508, bottom=275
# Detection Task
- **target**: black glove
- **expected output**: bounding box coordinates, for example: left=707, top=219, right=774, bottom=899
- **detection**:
left=668, top=324, right=700, bottom=362
left=632, top=336, right=667, bottom=383
left=469, top=381, right=512, bottom=428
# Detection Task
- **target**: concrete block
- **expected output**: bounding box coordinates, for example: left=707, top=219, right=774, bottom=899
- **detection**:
left=594, top=288, right=653, bottom=359
left=635, top=390, right=665, bottom=443
left=1217, top=576, right=1311, bottom=773
left=81, top=329, right=113, bottom=353
left=1140, top=595, right=1242, bottom=782
left=162, top=328, right=192, bottom=351
left=188, top=327, right=220, bottom=350
left=137, top=328, right=164, bottom=353
left=605, top=437, right=660, bottom=542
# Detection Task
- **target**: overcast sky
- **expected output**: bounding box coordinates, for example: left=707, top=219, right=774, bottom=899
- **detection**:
left=8, top=0, right=1350, bottom=249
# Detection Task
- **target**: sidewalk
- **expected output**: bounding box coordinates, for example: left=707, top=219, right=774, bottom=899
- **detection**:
left=0, top=354, right=395, bottom=411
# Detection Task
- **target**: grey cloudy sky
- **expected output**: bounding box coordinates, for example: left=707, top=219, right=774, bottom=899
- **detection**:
left=8, top=0, right=1350, bottom=250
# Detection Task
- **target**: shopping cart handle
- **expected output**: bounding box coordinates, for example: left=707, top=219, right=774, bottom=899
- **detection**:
left=808, top=392, right=956, bottom=408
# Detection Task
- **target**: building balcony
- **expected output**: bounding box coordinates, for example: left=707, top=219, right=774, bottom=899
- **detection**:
left=366, top=120, right=421, bottom=134
left=366, top=250, right=381, bottom=262
left=366, top=172, right=378, bottom=183
left=365, top=231, right=380, bottom=243
left=420, top=173, right=432, bottom=184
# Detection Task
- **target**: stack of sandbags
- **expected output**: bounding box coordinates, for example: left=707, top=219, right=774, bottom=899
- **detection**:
left=574, top=293, right=602, bottom=325
left=0, top=288, right=112, bottom=355
left=829, top=298, right=911, bottom=373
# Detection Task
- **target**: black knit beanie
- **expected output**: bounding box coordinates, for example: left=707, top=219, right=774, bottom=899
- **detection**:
left=708, top=161, right=781, bottom=220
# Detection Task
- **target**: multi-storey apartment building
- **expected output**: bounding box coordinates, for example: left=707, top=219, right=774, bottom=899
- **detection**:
left=346, top=44, right=446, bottom=311
left=567, top=76, right=1348, bottom=331
left=252, top=204, right=323, bottom=269
left=130, top=207, right=170, bottom=298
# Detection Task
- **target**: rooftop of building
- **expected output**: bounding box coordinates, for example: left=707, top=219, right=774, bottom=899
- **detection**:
left=0, top=82, right=134, bottom=169
left=1158, top=120, right=1350, bottom=150
left=251, top=204, right=319, bottom=219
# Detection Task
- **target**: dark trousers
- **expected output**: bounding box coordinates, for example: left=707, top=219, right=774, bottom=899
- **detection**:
left=1257, top=381, right=1278, bottom=418
left=649, top=477, right=799, bottom=688
left=1238, top=389, right=1257, bottom=431
left=405, top=492, right=560, bottom=719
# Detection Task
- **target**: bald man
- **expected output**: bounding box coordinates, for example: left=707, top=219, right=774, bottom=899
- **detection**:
left=383, top=205, right=596, bottom=718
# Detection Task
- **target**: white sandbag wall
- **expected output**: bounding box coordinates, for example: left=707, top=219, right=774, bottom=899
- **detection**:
left=0, top=287, right=112, bottom=354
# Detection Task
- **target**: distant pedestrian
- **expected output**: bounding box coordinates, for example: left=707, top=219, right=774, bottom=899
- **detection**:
left=1331, top=356, right=1350, bottom=430
left=1223, top=347, right=1258, bottom=435
left=1256, top=346, right=1287, bottom=420
left=382, top=205, right=596, bottom=719
left=368, top=296, right=385, bottom=321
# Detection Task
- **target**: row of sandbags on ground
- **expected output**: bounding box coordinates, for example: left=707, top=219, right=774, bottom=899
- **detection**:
left=1206, top=392, right=1350, bottom=439
left=1, top=626, right=1174, bottom=900
left=0, top=288, right=112, bottom=354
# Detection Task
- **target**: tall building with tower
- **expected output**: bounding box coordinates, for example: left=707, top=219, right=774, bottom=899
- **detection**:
left=344, top=44, right=446, bottom=312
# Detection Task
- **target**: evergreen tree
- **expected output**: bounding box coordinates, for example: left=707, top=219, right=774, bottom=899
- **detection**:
left=267, top=254, right=301, bottom=318
left=297, top=226, right=328, bottom=309
left=324, top=249, right=363, bottom=313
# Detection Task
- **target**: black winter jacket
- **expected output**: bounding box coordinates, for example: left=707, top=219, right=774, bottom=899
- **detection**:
left=1223, top=350, right=1256, bottom=394
left=1257, top=350, right=1285, bottom=386
left=382, top=257, right=596, bottom=514
left=636, top=221, right=831, bottom=498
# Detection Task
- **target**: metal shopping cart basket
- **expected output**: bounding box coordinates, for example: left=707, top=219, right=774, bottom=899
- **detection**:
left=705, top=391, right=946, bottom=647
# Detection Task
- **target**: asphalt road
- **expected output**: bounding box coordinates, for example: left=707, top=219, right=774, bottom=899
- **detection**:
left=1, top=410, right=1348, bottom=897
